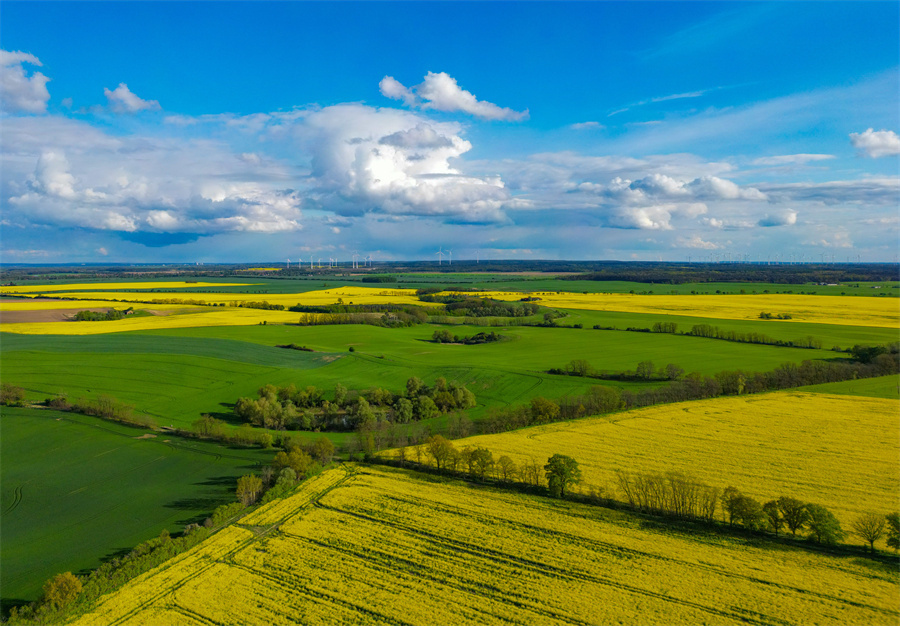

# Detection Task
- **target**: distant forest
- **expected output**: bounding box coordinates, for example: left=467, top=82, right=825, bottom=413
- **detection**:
left=1, top=260, right=898, bottom=284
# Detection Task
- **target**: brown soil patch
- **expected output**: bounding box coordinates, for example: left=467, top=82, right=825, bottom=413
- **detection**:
left=0, top=308, right=113, bottom=324
left=135, top=433, right=158, bottom=439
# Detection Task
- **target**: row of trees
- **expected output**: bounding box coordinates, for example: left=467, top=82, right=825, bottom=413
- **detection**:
left=387, top=435, right=583, bottom=498
left=431, top=330, right=503, bottom=345
left=684, top=324, right=821, bottom=349
left=233, top=378, right=476, bottom=432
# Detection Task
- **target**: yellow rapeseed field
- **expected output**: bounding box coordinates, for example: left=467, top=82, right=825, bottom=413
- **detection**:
left=0, top=286, right=432, bottom=334
left=0, top=281, right=253, bottom=294
left=69, top=465, right=899, bottom=626
left=471, top=290, right=900, bottom=328
left=449, top=391, right=899, bottom=531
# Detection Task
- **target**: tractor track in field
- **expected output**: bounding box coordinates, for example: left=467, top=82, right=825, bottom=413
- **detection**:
left=4, top=484, right=23, bottom=514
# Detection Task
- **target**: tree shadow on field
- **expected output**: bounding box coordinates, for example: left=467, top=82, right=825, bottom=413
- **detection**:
left=1, top=597, right=30, bottom=620
left=195, top=475, right=239, bottom=488
left=165, top=496, right=225, bottom=511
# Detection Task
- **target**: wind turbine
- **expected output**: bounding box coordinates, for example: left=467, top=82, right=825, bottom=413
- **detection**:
left=436, top=247, right=443, bottom=265
left=352, top=252, right=360, bottom=269
left=286, top=258, right=290, bottom=269
left=445, top=249, right=452, bottom=266
left=365, top=254, right=372, bottom=267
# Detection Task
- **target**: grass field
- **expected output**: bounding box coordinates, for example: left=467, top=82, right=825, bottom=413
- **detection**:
left=0, top=408, right=272, bottom=605
left=445, top=391, right=899, bottom=536
left=798, top=375, right=900, bottom=399
left=1, top=321, right=849, bottom=431
left=69, top=465, right=899, bottom=626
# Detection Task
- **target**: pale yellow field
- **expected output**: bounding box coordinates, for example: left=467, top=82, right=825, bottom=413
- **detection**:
left=0, top=281, right=254, bottom=294
left=472, top=291, right=900, bottom=328
left=70, top=465, right=899, bottom=626
left=0, top=287, right=432, bottom=334
left=0, top=300, right=189, bottom=312
left=448, top=391, right=899, bottom=533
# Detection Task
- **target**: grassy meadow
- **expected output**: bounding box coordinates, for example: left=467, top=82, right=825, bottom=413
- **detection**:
left=0, top=408, right=271, bottom=605
left=69, top=465, right=900, bottom=626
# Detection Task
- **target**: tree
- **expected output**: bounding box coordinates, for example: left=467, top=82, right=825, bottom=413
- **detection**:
left=42, top=572, right=82, bottom=609
left=778, top=496, right=809, bottom=536
left=886, top=513, right=900, bottom=552
left=497, top=455, right=516, bottom=482
left=0, top=383, right=26, bottom=406
left=333, top=383, right=348, bottom=406
left=722, top=486, right=742, bottom=526
left=470, top=447, right=494, bottom=480
left=851, top=512, right=886, bottom=552
left=310, top=436, right=335, bottom=465
left=406, top=376, right=424, bottom=397
left=544, top=454, right=581, bottom=498
left=636, top=360, right=655, bottom=380
left=734, top=495, right=765, bottom=531
left=762, top=500, right=784, bottom=536
left=664, top=363, right=685, bottom=381
left=394, top=397, right=414, bottom=423
left=805, top=503, right=844, bottom=544
left=236, top=474, right=263, bottom=506
left=426, top=435, right=455, bottom=471
left=529, top=397, right=560, bottom=424
left=415, top=395, right=440, bottom=421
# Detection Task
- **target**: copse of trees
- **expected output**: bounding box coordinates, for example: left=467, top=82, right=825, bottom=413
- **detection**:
left=1, top=382, right=27, bottom=406
left=72, top=308, right=131, bottom=321
left=417, top=293, right=541, bottom=318
left=431, top=330, right=503, bottom=345
left=233, top=377, right=476, bottom=432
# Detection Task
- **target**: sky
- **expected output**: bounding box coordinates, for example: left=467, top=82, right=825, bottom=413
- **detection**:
left=1, top=1, right=898, bottom=264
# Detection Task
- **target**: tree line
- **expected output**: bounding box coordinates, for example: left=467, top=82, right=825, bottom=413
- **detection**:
left=232, top=377, right=476, bottom=432
left=72, top=307, right=132, bottom=321
left=592, top=321, right=824, bottom=350
left=431, top=330, right=503, bottom=345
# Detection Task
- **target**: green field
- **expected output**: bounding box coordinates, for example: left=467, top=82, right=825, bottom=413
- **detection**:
left=798, top=374, right=900, bottom=399
left=0, top=408, right=271, bottom=606
left=2, top=320, right=848, bottom=433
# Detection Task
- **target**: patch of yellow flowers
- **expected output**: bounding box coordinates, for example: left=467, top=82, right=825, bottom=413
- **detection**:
left=69, top=465, right=899, bottom=626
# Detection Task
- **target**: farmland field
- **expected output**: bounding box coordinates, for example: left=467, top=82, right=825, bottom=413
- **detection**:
left=70, top=465, right=899, bottom=626
left=443, top=391, right=899, bottom=534
left=1, top=273, right=897, bottom=622
left=0, top=408, right=271, bottom=605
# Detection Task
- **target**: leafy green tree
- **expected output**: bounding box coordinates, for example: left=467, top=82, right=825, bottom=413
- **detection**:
left=353, top=396, right=377, bottom=429
left=42, top=572, right=82, bottom=609
left=530, top=397, right=560, bottom=423
left=851, top=512, right=886, bottom=552
left=722, top=486, right=742, bottom=526
left=394, top=397, right=414, bottom=423
left=497, top=455, right=516, bottom=481
left=664, top=363, right=685, bottom=381
left=544, top=454, right=581, bottom=498
left=470, top=447, right=494, bottom=480
left=236, top=474, right=263, bottom=506
left=0, top=383, right=26, bottom=406
left=310, top=436, right=335, bottom=465
left=415, top=395, right=440, bottom=421
left=805, top=504, right=844, bottom=544
left=778, top=496, right=809, bottom=536
left=636, top=360, right=655, bottom=380
left=734, top=495, right=765, bottom=530
left=886, top=513, right=900, bottom=552
left=426, top=435, right=456, bottom=471
left=333, top=383, right=348, bottom=406
left=406, top=376, right=424, bottom=397
left=762, top=500, right=784, bottom=536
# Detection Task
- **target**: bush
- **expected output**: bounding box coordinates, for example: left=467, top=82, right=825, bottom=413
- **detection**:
left=1, top=383, right=27, bottom=406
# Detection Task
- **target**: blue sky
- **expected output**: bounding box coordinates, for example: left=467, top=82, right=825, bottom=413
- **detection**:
left=2, top=1, right=898, bottom=263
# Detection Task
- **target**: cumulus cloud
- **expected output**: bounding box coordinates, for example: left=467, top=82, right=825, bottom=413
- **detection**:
left=380, top=72, right=528, bottom=121
left=0, top=49, right=50, bottom=113
left=302, top=104, right=511, bottom=222
left=850, top=128, right=900, bottom=158
left=752, top=154, right=835, bottom=166
left=104, top=83, right=161, bottom=114
left=758, top=209, right=797, bottom=227
left=674, top=235, right=722, bottom=250
left=4, top=118, right=303, bottom=239
left=608, top=203, right=707, bottom=231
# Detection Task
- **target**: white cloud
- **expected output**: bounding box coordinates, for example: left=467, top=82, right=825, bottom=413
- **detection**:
left=674, top=235, right=722, bottom=250
left=103, top=83, right=161, bottom=114
left=302, top=104, right=511, bottom=222
left=850, top=128, right=900, bottom=158
left=685, top=176, right=766, bottom=200
left=0, top=49, right=50, bottom=114
left=569, top=121, right=603, bottom=130
left=758, top=209, right=797, bottom=227
left=752, top=154, right=835, bottom=166
left=380, top=72, right=528, bottom=122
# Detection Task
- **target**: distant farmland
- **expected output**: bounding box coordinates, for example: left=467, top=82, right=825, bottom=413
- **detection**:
left=71, top=465, right=899, bottom=626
